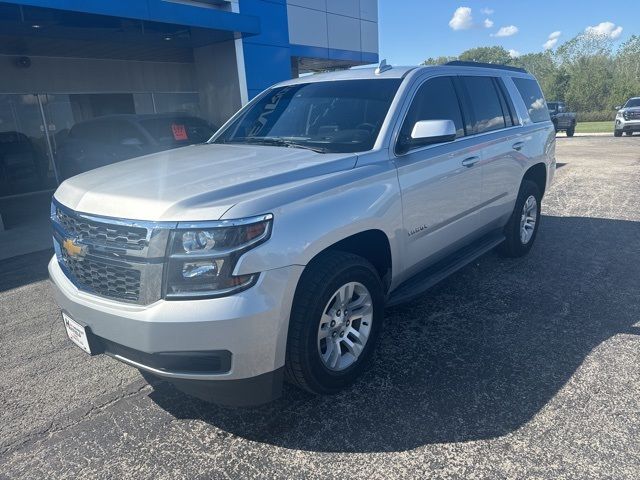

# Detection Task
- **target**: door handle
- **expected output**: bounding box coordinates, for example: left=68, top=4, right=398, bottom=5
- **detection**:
left=462, top=156, right=480, bottom=167
left=512, top=141, right=525, bottom=151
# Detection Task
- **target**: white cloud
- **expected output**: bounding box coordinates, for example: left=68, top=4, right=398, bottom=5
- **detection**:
left=543, top=30, right=562, bottom=50
left=585, top=21, right=623, bottom=39
left=449, top=7, right=473, bottom=31
left=483, top=18, right=494, bottom=28
left=491, top=25, right=519, bottom=37
left=508, top=49, right=521, bottom=58
left=481, top=8, right=494, bottom=15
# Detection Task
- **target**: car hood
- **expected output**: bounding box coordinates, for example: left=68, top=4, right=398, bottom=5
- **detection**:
left=54, top=143, right=358, bottom=221
left=620, top=106, right=640, bottom=113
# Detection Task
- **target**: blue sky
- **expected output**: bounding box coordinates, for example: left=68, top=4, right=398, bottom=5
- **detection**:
left=378, top=0, right=640, bottom=65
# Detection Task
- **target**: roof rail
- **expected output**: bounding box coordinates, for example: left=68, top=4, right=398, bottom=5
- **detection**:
left=445, top=61, right=527, bottom=74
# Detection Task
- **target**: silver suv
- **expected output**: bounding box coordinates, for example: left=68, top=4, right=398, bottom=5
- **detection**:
left=614, top=97, right=640, bottom=137
left=49, top=61, right=556, bottom=406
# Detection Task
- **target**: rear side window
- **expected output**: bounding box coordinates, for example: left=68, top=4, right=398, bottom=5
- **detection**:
left=459, top=76, right=507, bottom=134
left=399, top=76, right=465, bottom=145
left=513, top=78, right=549, bottom=123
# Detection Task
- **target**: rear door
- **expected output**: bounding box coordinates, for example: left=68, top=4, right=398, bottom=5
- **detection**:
left=394, top=75, right=484, bottom=278
left=457, top=75, right=524, bottom=227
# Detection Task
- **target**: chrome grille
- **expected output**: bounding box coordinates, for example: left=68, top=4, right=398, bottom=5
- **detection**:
left=56, top=207, right=148, bottom=250
left=52, top=201, right=173, bottom=305
left=61, top=249, right=142, bottom=302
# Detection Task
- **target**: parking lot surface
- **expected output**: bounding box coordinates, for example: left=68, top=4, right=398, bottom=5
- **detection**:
left=1, top=136, right=639, bottom=479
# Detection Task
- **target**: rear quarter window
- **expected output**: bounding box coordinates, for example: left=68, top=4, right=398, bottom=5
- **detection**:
left=513, top=78, right=550, bottom=123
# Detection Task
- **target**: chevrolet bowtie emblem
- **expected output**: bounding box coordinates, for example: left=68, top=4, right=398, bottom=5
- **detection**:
left=62, top=238, right=88, bottom=258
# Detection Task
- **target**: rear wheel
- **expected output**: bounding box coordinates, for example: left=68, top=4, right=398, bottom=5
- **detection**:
left=499, top=180, right=542, bottom=258
left=285, top=251, right=384, bottom=394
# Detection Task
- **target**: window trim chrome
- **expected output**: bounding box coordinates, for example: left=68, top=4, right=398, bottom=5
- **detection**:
left=390, top=72, right=548, bottom=158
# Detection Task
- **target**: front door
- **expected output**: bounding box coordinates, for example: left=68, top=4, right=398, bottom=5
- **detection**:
left=395, top=76, right=484, bottom=279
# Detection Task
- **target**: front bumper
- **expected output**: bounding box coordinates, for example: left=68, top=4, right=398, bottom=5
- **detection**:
left=615, top=119, right=640, bottom=132
left=49, top=256, right=304, bottom=405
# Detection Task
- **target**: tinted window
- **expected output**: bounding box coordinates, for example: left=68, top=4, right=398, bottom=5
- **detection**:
left=513, top=78, right=550, bottom=123
left=399, top=76, right=465, bottom=147
left=460, top=76, right=506, bottom=134
left=495, top=78, right=518, bottom=127
left=215, top=79, right=401, bottom=154
left=624, top=98, right=640, bottom=108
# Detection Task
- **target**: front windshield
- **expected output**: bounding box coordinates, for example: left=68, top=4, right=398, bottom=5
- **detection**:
left=547, top=102, right=558, bottom=111
left=624, top=98, right=640, bottom=108
left=214, top=79, right=401, bottom=153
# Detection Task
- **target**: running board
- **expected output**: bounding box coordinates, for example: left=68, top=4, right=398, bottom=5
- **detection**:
left=386, top=231, right=505, bottom=307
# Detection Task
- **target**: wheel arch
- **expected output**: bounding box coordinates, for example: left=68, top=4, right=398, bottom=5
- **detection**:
left=313, top=229, right=393, bottom=292
left=522, top=162, right=547, bottom=197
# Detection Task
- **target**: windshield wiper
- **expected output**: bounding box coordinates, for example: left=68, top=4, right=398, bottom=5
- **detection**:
left=224, top=137, right=327, bottom=153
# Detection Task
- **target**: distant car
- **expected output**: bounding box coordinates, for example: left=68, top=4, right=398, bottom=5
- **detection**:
left=56, top=114, right=217, bottom=180
left=614, top=97, right=640, bottom=137
left=547, top=102, right=577, bottom=137
left=0, top=131, right=49, bottom=195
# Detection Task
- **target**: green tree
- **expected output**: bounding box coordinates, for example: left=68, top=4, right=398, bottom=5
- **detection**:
left=418, top=33, right=637, bottom=121
left=458, top=46, right=513, bottom=65
left=421, top=56, right=457, bottom=66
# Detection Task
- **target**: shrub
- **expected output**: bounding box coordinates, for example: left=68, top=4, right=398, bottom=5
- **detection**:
left=576, top=111, right=616, bottom=122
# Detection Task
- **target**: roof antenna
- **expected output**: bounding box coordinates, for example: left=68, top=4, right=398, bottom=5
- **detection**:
left=375, top=59, right=392, bottom=75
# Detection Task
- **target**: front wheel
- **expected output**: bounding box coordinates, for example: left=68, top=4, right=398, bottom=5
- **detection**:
left=614, top=130, right=623, bottom=137
left=625, top=131, right=634, bottom=136
left=499, top=180, right=542, bottom=258
left=566, top=126, right=575, bottom=137
left=285, top=251, right=384, bottom=394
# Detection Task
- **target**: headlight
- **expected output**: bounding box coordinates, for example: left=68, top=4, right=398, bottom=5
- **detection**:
left=617, top=111, right=623, bottom=119
left=164, top=214, right=273, bottom=299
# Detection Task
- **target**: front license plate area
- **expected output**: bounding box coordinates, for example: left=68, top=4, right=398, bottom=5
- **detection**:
left=62, top=312, right=92, bottom=354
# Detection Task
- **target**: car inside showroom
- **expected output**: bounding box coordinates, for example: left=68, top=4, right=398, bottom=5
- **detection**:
left=0, top=0, right=378, bottom=257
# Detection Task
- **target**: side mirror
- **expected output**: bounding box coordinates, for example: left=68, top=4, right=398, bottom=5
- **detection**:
left=401, top=120, right=456, bottom=153
left=615, top=105, right=622, bottom=110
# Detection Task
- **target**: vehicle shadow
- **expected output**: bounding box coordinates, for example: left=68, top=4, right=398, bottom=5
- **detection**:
left=148, top=215, right=640, bottom=453
left=0, top=248, right=53, bottom=293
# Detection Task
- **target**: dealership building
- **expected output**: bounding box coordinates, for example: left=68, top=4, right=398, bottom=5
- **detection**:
left=0, top=0, right=379, bottom=239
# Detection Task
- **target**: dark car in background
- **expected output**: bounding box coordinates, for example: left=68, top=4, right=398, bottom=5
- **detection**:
left=547, top=102, right=577, bottom=137
left=0, top=131, right=49, bottom=196
left=55, top=113, right=217, bottom=180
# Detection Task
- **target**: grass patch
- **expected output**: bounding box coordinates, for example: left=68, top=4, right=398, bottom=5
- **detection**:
left=575, top=121, right=613, bottom=134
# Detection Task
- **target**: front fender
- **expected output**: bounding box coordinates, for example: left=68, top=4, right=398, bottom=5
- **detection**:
left=229, top=163, right=404, bottom=279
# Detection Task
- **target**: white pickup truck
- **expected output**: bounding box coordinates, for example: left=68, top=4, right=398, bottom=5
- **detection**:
left=49, top=61, right=555, bottom=406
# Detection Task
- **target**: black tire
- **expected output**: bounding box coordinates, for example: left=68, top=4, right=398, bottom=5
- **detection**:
left=566, top=126, right=575, bottom=137
left=614, top=130, right=623, bottom=137
left=285, top=251, right=385, bottom=394
left=625, top=131, right=634, bottom=136
left=498, top=180, right=542, bottom=258
left=552, top=121, right=558, bottom=133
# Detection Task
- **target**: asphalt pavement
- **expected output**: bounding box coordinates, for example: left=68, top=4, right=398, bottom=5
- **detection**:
left=1, top=135, right=639, bottom=479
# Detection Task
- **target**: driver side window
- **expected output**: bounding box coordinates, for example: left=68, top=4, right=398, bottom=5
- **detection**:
left=398, top=76, right=465, bottom=152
